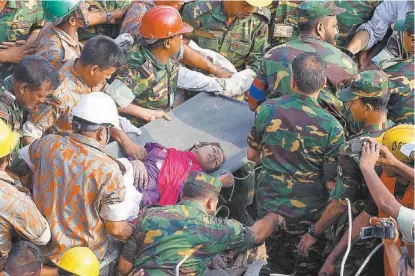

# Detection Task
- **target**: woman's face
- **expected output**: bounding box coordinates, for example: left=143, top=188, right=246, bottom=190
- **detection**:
left=194, top=145, right=224, bottom=171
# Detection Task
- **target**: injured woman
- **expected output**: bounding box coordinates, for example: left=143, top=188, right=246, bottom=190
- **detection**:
left=132, top=141, right=233, bottom=207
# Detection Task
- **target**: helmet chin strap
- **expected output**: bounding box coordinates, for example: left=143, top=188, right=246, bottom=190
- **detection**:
left=75, top=6, right=89, bottom=28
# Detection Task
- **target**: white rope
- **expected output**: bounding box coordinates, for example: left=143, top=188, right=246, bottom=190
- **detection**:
left=340, top=198, right=352, bottom=276
left=355, top=243, right=383, bottom=276
left=176, top=255, right=190, bottom=276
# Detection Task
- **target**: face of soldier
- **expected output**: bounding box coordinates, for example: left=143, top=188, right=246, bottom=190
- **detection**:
left=345, top=98, right=369, bottom=122
left=231, top=1, right=256, bottom=20
left=88, top=66, right=117, bottom=88
left=318, top=16, right=339, bottom=46
left=167, top=34, right=183, bottom=57
left=155, top=0, right=184, bottom=11
left=403, top=31, right=415, bottom=56
left=18, top=81, right=53, bottom=111
left=193, top=144, right=225, bottom=171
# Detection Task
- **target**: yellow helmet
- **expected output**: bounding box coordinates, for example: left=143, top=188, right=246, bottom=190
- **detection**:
left=246, top=0, right=272, bottom=8
left=382, top=124, right=415, bottom=162
left=0, top=120, right=20, bottom=159
left=56, top=247, right=99, bottom=276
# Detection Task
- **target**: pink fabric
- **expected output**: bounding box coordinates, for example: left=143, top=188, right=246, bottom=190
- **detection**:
left=157, top=148, right=201, bottom=205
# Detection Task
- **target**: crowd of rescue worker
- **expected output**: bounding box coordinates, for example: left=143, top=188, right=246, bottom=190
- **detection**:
left=0, top=0, right=414, bottom=276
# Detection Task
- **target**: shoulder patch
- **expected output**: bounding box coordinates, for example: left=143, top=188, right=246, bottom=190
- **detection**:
left=137, top=60, right=154, bottom=79
left=254, top=7, right=271, bottom=23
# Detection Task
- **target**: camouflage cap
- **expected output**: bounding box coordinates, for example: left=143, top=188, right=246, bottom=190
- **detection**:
left=337, top=70, right=389, bottom=102
left=184, top=171, right=222, bottom=194
left=298, top=1, right=345, bottom=23
left=393, top=11, right=414, bottom=35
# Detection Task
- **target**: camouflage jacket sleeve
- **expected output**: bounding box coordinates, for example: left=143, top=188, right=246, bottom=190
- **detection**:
left=222, top=218, right=255, bottom=253
left=331, top=146, right=362, bottom=205
left=121, top=210, right=148, bottom=263
left=322, top=125, right=345, bottom=181
left=247, top=104, right=272, bottom=150
left=107, top=64, right=147, bottom=108
left=36, top=41, right=63, bottom=70
left=97, top=168, right=125, bottom=220
left=246, top=21, right=269, bottom=73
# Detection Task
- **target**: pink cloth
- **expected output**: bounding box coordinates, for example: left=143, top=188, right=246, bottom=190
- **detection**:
left=157, top=148, right=201, bottom=205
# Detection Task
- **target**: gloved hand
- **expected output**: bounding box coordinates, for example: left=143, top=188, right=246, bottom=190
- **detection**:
left=114, top=33, right=135, bottom=52
left=130, top=160, right=148, bottom=191
left=188, top=40, right=237, bottom=74
left=221, top=69, right=256, bottom=97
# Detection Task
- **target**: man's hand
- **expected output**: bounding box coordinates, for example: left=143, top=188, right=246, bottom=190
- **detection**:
left=378, top=144, right=399, bottom=168
left=0, top=43, right=36, bottom=63
left=359, top=138, right=380, bottom=170
left=131, top=160, right=148, bottom=191
left=381, top=217, right=399, bottom=246
left=124, top=142, right=147, bottom=160
left=214, top=67, right=232, bottom=78
left=217, top=172, right=234, bottom=188
left=298, top=232, right=317, bottom=257
left=357, top=49, right=372, bottom=71
left=148, top=110, right=171, bottom=122
left=127, top=269, right=145, bottom=276
left=318, top=261, right=335, bottom=276
left=0, top=40, right=26, bottom=48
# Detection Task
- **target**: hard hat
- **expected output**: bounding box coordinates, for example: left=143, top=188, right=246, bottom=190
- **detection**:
left=42, top=0, right=83, bottom=22
left=139, top=6, right=193, bottom=40
left=71, top=92, right=119, bottom=128
left=0, top=120, right=20, bottom=159
left=382, top=124, right=415, bottom=162
left=56, top=247, right=99, bottom=276
left=245, top=0, right=273, bottom=8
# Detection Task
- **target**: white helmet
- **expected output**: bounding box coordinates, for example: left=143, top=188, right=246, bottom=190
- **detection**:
left=72, top=92, right=119, bottom=128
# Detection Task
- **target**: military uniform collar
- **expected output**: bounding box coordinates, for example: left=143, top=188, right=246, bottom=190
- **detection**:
left=181, top=199, right=208, bottom=215
left=291, top=93, right=320, bottom=106
left=212, top=3, right=251, bottom=24
left=5, top=0, right=23, bottom=9
left=51, top=24, right=80, bottom=48
left=71, top=59, right=93, bottom=89
left=1, top=77, right=17, bottom=102
left=71, top=133, right=104, bottom=151
left=141, top=46, right=173, bottom=71
left=0, top=170, right=14, bottom=184
left=359, top=120, right=394, bottom=135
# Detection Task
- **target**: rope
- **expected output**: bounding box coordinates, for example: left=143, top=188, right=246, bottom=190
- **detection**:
left=340, top=198, right=352, bottom=276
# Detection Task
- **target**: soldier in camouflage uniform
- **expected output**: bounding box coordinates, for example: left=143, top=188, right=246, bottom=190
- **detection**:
left=247, top=53, right=345, bottom=275
left=35, top=0, right=89, bottom=70
left=181, top=0, right=271, bottom=72
left=0, top=56, right=60, bottom=177
left=118, top=171, right=285, bottom=275
left=77, top=0, right=131, bottom=43
left=109, top=6, right=191, bottom=127
left=295, top=71, right=392, bottom=276
left=0, top=0, right=45, bottom=79
left=248, top=1, right=359, bottom=136
left=384, top=12, right=414, bottom=125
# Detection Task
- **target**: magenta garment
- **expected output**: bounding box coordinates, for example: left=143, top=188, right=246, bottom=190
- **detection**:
left=140, top=143, right=168, bottom=206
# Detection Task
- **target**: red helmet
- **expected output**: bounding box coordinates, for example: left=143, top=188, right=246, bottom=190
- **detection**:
left=139, top=6, right=193, bottom=39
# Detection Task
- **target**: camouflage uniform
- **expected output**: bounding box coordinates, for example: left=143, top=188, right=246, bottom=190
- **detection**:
left=181, top=1, right=270, bottom=72
left=36, top=22, right=82, bottom=70
left=251, top=1, right=359, bottom=135
left=119, top=0, right=155, bottom=41
left=0, top=0, right=45, bottom=79
left=247, top=92, right=345, bottom=275
left=385, top=58, right=414, bottom=124
left=78, top=0, right=131, bottom=43
left=22, top=59, right=105, bottom=139
left=108, top=44, right=181, bottom=127
left=121, top=171, right=255, bottom=275
left=335, top=0, right=382, bottom=48
left=268, top=0, right=303, bottom=47
left=0, top=76, right=24, bottom=131
left=331, top=71, right=393, bottom=275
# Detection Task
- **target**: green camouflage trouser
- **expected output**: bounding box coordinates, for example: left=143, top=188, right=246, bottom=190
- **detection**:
left=261, top=221, right=327, bottom=276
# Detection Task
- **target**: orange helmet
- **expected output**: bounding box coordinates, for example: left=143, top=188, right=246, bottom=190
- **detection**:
left=139, top=6, right=193, bottom=40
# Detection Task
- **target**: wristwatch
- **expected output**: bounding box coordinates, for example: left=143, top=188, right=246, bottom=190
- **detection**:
left=105, top=11, right=112, bottom=24
left=308, top=224, right=322, bottom=239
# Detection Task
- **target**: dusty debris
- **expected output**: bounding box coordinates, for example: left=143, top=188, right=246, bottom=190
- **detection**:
left=207, top=244, right=268, bottom=276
